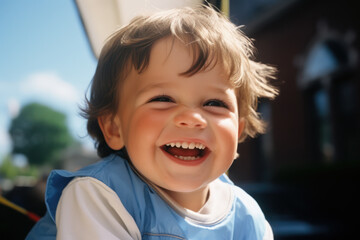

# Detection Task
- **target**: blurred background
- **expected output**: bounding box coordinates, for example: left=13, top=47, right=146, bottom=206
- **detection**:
left=0, top=0, right=359, bottom=239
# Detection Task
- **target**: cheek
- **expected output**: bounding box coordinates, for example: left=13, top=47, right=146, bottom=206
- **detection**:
left=216, top=118, right=239, bottom=153
left=126, top=109, right=168, bottom=154
left=218, top=115, right=239, bottom=137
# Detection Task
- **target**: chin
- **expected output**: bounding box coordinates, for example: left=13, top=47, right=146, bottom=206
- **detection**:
left=161, top=178, right=211, bottom=193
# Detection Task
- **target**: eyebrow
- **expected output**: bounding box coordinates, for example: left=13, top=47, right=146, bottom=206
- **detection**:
left=136, top=81, right=175, bottom=96
left=140, top=79, right=232, bottom=93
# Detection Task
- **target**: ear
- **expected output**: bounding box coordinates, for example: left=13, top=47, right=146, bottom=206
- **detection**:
left=98, top=115, right=124, bottom=150
left=238, top=117, right=245, bottom=139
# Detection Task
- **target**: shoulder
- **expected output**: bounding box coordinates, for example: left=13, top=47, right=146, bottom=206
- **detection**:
left=56, top=177, right=141, bottom=240
left=218, top=174, right=264, bottom=217
left=263, top=220, right=274, bottom=240
left=231, top=184, right=264, bottom=215
left=62, top=176, right=119, bottom=200
left=230, top=184, right=270, bottom=239
left=212, top=176, right=269, bottom=239
left=45, top=154, right=141, bottom=221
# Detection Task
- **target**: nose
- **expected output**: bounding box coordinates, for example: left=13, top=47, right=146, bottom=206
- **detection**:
left=173, top=108, right=207, bottom=129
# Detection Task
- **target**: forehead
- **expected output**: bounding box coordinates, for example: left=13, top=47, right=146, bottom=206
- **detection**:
left=146, top=37, right=230, bottom=82
left=148, top=37, right=194, bottom=75
left=119, top=37, right=233, bottom=99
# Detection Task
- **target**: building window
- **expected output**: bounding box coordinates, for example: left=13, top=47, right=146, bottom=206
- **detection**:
left=299, top=27, right=358, bottom=163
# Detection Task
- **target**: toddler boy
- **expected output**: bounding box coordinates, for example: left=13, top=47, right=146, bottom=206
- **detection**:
left=27, top=5, right=277, bottom=240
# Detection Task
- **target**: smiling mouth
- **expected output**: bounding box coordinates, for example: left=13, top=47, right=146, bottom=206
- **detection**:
left=161, top=142, right=208, bottom=160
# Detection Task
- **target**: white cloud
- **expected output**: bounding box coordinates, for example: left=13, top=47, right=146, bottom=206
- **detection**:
left=20, top=72, right=80, bottom=104
left=7, top=98, right=20, bottom=118
left=0, top=126, right=11, bottom=159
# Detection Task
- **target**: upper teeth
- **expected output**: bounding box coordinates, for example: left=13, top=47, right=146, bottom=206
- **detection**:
left=165, top=142, right=205, bottom=150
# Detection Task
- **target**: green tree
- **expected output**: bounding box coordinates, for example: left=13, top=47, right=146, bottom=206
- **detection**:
left=0, top=155, right=39, bottom=180
left=9, top=103, right=74, bottom=166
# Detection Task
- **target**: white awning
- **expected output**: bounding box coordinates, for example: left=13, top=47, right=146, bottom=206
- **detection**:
left=75, top=0, right=204, bottom=58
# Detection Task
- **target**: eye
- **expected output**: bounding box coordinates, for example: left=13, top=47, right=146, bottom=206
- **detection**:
left=204, top=99, right=229, bottom=108
left=148, top=95, right=174, bottom=103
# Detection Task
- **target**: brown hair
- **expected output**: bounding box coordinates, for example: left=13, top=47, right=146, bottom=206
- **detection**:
left=82, top=5, right=278, bottom=157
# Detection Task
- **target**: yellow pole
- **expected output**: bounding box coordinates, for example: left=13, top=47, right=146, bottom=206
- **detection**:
left=221, top=0, right=230, bottom=17
left=221, top=0, right=230, bottom=176
left=0, top=195, right=28, bottom=215
left=0, top=195, right=40, bottom=221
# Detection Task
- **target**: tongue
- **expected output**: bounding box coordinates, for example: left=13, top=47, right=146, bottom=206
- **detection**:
left=167, top=147, right=201, bottom=157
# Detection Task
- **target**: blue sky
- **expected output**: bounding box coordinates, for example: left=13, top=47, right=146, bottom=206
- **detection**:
left=0, top=0, right=98, bottom=159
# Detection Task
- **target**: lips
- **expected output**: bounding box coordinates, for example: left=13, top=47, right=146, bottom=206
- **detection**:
left=161, top=141, right=209, bottom=161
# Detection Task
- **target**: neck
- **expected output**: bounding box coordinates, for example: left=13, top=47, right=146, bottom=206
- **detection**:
left=163, top=186, right=210, bottom=212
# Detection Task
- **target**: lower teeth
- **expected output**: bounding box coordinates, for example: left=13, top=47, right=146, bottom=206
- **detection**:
left=174, top=155, right=200, bottom=161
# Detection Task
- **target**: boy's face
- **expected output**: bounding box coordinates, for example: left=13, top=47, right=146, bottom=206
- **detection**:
left=105, top=37, right=243, bottom=201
